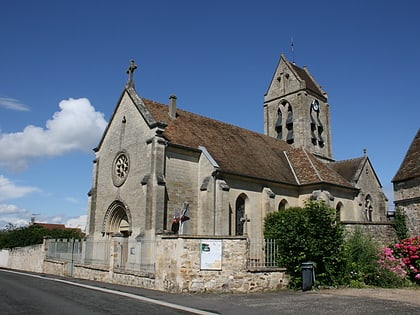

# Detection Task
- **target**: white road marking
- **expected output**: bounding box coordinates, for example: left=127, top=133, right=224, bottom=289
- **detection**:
left=1, top=269, right=219, bottom=315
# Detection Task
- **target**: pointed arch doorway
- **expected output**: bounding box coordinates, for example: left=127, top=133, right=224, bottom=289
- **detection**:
left=103, top=200, right=132, bottom=269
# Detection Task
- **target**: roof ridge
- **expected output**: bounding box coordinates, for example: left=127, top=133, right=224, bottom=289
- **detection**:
left=332, top=156, right=365, bottom=164
left=283, top=151, right=300, bottom=185
left=144, top=98, right=292, bottom=142
left=302, top=148, right=323, bottom=181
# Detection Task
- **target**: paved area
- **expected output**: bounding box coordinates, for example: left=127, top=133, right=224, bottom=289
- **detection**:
left=3, top=269, right=420, bottom=314
left=68, top=276, right=420, bottom=314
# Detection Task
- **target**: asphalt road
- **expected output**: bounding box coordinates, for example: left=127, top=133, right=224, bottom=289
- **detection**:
left=1, top=269, right=419, bottom=315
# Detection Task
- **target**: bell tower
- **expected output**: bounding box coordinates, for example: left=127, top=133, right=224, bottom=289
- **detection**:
left=263, top=54, right=333, bottom=161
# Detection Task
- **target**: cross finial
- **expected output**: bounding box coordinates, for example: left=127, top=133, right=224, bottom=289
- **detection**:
left=126, top=59, right=137, bottom=88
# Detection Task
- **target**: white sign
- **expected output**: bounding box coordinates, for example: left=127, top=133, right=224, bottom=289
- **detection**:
left=200, top=240, right=222, bottom=270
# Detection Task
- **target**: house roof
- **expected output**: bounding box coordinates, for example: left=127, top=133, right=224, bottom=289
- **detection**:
left=142, top=97, right=353, bottom=189
left=393, top=128, right=420, bottom=182
left=33, top=222, right=66, bottom=230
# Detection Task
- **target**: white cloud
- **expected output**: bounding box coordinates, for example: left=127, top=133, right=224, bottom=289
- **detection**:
left=0, top=203, right=31, bottom=228
left=66, top=215, right=87, bottom=232
left=0, top=97, right=30, bottom=111
left=0, top=175, right=40, bottom=201
left=0, top=98, right=107, bottom=170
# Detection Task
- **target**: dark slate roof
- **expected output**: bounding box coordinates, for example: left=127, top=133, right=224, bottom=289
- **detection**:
left=143, top=98, right=353, bottom=189
left=329, top=157, right=366, bottom=183
left=393, top=128, right=420, bottom=182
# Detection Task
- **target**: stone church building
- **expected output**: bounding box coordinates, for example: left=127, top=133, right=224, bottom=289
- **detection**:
left=85, top=55, right=389, bottom=262
left=393, top=129, right=420, bottom=236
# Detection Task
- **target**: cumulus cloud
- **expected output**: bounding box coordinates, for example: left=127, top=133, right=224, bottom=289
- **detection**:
left=66, top=215, right=87, bottom=232
left=0, top=175, right=40, bottom=201
left=0, top=203, right=31, bottom=228
left=0, top=97, right=30, bottom=111
left=0, top=98, right=107, bottom=170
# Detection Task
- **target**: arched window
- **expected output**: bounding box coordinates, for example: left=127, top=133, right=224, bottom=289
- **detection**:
left=235, top=195, right=246, bottom=236
left=365, top=195, right=373, bottom=222
left=336, top=202, right=343, bottom=222
left=275, top=108, right=283, bottom=139
left=286, top=106, right=294, bottom=144
left=278, top=199, right=288, bottom=211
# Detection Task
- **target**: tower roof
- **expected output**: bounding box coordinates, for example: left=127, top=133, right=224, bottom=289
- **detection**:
left=393, top=128, right=420, bottom=182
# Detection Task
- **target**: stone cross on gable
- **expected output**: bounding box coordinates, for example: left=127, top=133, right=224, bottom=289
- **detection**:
left=126, top=59, right=137, bottom=88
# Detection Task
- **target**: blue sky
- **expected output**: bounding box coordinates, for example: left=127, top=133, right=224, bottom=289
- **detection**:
left=0, top=1, right=419, bottom=230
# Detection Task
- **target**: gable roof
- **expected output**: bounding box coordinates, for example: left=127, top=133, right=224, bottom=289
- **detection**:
left=393, top=128, right=420, bottom=182
left=142, top=97, right=353, bottom=189
left=329, top=156, right=383, bottom=188
left=329, top=157, right=366, bottom=183
left=290, top=63, right=325, bottom=98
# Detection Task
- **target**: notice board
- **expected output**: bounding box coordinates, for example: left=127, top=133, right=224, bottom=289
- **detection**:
left=200, top=240, right=222, bottom=270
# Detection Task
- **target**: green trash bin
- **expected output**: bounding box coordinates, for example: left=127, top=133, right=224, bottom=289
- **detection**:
left=301, top=262, right=315, bottom=291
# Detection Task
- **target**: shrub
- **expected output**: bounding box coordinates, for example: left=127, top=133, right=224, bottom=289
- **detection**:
left=264, top=200, right=344, bottom=288
left=391, top=236, right=420, bottom=283
left=342, top=227, right=380, bottom=286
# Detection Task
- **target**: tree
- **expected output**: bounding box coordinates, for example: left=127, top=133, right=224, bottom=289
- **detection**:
left=0, top=224, right=83, bottom=249
left=264, top=200, right=345, bottom=288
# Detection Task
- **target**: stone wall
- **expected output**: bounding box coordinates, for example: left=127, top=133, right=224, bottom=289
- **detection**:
left=343, top=222, right=397, bottom=246
left=394, top=177, right=420, bottom=236
left=4, top=236, right=288, bottom=293
left=155, top=235, right=288, bottom=293
left=6, top=244, right=45, bottom=273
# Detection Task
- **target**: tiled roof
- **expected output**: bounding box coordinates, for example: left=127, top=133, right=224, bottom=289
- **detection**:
left=291, top=63, right=324, bottom=97
left=34, top=222, right=66, bottom=230
left=287, top=149, right=353, bottom=187
left=393, top=128, right=420, bottom=182
left=143, top=98, right=353, bottom=189
left=329, top=157, right=366, bottom=183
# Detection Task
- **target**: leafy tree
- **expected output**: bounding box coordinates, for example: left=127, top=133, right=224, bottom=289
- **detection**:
left=264, top=200, right=345, bottom=288
left=0, top=224, right=83, bottom=249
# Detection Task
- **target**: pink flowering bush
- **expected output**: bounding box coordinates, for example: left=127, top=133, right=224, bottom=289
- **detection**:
left=378, top=247, right=407, bottom=279
left=387, top=236, right=420, bottom=284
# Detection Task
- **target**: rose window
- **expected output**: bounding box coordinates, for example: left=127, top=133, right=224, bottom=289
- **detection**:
left=112, top=152, right=129, bottom=186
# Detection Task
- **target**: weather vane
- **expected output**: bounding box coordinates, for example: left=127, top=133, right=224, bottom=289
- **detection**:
left=126, top=59, right=137, bottom=88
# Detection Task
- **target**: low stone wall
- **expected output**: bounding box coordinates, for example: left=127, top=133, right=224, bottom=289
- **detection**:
left=4, top=236, right=288, bottom=293
left=6, top=244, right=45, bottom=273
left=0, top=249, right=9, bottom=267
left=155, top=235, right=288, bottom=293
left=343, top=221, right=397, bottom=246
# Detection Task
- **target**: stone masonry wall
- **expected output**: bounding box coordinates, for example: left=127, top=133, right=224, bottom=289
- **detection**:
left=6, top=244, right=45, bottom=273
left=394, top=177, right=420, bottom=236
left=343, top=222, right=397, bottom=246
left=155, top=235, right=288, bottom=293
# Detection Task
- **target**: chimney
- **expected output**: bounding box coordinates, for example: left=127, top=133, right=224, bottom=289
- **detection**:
left=169, top=95, right=177, bottom=119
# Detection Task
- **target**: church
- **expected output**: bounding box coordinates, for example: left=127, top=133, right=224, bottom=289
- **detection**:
left=85, top=54, right=389, bottom=253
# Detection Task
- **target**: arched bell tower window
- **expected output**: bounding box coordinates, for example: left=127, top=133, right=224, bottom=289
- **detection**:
left=365, top=195, right=373, bottom=222
left=275, top=100, right=293, bottom=143
left=275, top=108, right=283, bottom=140
left=285, top=106, right=294, bottom=144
